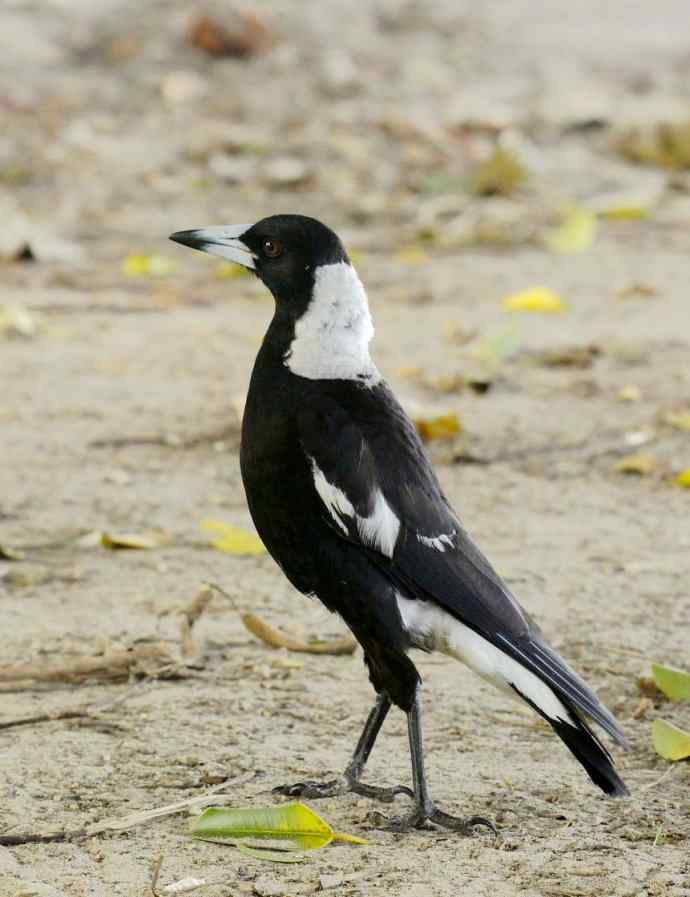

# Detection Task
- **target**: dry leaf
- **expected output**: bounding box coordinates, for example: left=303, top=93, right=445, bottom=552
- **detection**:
left=618, top=385, right=642, bottom=402
left=0, top=303, right=39, bottom=338
left=614, top=283, right=658, bottom=300
left=661, top=410, right=690, bottom=431
left=241, top=613, right=356, bottom=655
left=613, top=453, right=657, bottom=475
left=0, top=543, right=25, bottom=561
left=546, top=207, right=597, bottom=254
left=101, top=530, right=171, bottom=550
left=201, top=520, right=266, bottom=556
left=122, top=254, right=176, bottom=277
left=189, top=13, right=272, bottom=59
left=531, top=344, right=600, bottom=369
left=502, top=287, right=566, bottom=314
left=414, top=413, right=462, bottom=442
left=394, top=246, right=430, bottom=265
left=215, top=262, right=251, bottom=280
left=652, top=719, right=690, bottom=761
left=615, top=121, right=690, bottom=170
left=675, top=468, right=690, bottom=488
left=469, top=147, right=527, bottom=197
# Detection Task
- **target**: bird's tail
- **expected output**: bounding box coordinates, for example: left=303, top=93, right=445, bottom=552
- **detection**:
left=548, top=707, right=628, bottom=796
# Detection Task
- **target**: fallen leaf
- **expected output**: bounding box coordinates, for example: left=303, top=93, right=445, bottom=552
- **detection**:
left=615, top=121, right=690, bottom=170
left=414, top=413, right=462, bottom=441
left=531, top=344, right=600, bottom=369
left=473, top=328, right=522, bottom=365
left=241, top=613, right=356, bottom=655
left=215, top=261, right=251, bottom=279
left=0, top=303, right=39, bottom=338
left=201, top=520, right=266, bottom=556
left=614, top=283, right=658, bottom=300
left=0, top=543, right=25, bottom=561
left=613, top=453, right=657, bottom=475
left=122, top=254, right=176, bottom=277
left=469, top=147, right=527, bottom=197
left=394, top=246, right=430, bottom=265
left=652, top=719, right=690, bottom=761
left=675, top=468, right=690, bottom=488
left=661, top=410, right=690, bottom=431
left=190, top=803, right=366, bottom=857
left=618, top=385, right=642, bottom=402
left=234, top=844, right=306, bottom=863
left=502, top=287, right=566, bottom=314
left=651, top=663, right=690, bottom=702
left=189, top=12, right=272, bottom=58
left=597, top=204, right=649, bottom=221
left=101, top=530, right=171, bottom=550
left=546, top=207, right=597, bottom=254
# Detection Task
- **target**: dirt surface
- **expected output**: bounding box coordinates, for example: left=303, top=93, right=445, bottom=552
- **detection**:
left=2, top=2, right=690, bottom=895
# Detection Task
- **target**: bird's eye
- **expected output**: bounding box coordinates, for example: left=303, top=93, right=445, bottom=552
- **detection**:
left=262, top=238, right=282, bottom=259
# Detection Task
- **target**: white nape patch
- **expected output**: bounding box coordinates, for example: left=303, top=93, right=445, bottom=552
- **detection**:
left=417, top=532, right=455, bottom=552
left=309, top=458, right=400, bottom=557
left=285, top=262, right=381, bottom=383
left=396, top=596, right=571, bottom=725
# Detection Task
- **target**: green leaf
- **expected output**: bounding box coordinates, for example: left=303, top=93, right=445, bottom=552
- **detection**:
left=200, top=520, right=266, bottom=556
left=652, top=719, right=690, bottom=761
left=651, top=663, right=690, bottom=701
left=190, top=803, right=366, bottom=852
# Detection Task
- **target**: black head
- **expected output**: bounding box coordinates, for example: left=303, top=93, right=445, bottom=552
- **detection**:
left=170, top=214, right=348, bottom=314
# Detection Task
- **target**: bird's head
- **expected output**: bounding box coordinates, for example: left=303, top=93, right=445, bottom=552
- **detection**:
left=170, top=214, right=377, bottom=382
left=170, top=214, right=347, bottom=311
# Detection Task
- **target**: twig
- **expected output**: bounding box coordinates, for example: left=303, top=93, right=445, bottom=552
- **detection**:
left=89, top=424, right=239, bottom=451
left=0, top=681, right=151, bottom=731
left=241, top=613, right=357, bottom=655
left=0, top=643, right=188, bottom=688
left=0, top=774, right=252, bottom=846
left=180, top=585, right=214, bottom=661
left=150, top=854, right=164, bottom=897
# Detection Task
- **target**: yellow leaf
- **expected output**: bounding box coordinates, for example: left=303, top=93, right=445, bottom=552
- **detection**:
left=215, top=261, right=251, bottom=279
left=502, top=287, right=566, bottom=314
left=101, top=530, right=171, bottom=550
left=122, top=253, right=176, bottom=277
left=618, top=385, right=642, bottom=402
left=675, top=468, right=690, bottom=488
left=662, top=411, right=690, bottom=431
left=598, top=204, right=649, bottom=221
left=546, top=207, right=597, bottom=254
left=613, top=453, right=657, bottom=475
left=190, top=803, right=366, bottom=852
left=414, top=413, right=462, bottom=442
left=201, top=519, right=266, bottom=556
left=0, top=303, right=39, bottom=338
left=469, top=147, right=527, bottom=197
left=652, top=719, right=690, bottom=761
left=651, top=663, right=690, bottom=702
left=394, top=246, right=430, bottom=265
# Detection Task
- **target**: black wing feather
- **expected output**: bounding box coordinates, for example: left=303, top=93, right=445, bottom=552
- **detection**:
left=299, top=386, right=627, bottom=747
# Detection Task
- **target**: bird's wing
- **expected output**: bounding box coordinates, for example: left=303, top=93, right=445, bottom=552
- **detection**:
left=298, top=389, right=626, bottom=746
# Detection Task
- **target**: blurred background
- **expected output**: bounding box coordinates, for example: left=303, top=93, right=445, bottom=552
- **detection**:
left=1, top=2, right=689, bottom=895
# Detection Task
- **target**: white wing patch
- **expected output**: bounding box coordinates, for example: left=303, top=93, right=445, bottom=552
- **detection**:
left=285, top=261, right=381, bottom=384
left=417, top=532, right=455, bottom=552
left=309, top=458, right=400, bottom=557
left=396, top=595, right=572, bottom=725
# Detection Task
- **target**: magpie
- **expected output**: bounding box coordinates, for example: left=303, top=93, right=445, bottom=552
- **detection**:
left=170, top=214, right=628, bottom=832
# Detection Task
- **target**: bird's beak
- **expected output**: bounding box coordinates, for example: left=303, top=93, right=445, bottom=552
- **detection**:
left=169, top=224, right=256, bottom=270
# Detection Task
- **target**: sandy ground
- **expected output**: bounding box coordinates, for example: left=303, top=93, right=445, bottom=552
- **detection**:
left=2, top=1, right=690, bottom=895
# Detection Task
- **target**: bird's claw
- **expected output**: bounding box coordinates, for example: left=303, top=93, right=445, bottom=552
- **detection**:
left=370, top=805, right=498, bottom=835
left=272, top=779, right=344, bottom=799
left=273, top=778, right=413, bottom=804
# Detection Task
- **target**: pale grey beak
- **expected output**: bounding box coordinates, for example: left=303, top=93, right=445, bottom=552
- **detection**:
left=169, top=224, right=256, bottom=269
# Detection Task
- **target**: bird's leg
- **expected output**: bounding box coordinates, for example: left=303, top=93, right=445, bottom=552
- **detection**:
left=274, top=692, right=413, bottom=802
left=374, top=689, right=498, bottom=834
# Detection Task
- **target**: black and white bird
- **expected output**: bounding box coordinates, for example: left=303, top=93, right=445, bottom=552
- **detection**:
left=170, top=215, right=628, bottom=832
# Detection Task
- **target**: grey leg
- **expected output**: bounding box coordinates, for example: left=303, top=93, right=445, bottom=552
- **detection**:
left=274, top=692, right=413, bottom=803
left=381, top=689, right=498, bottom=834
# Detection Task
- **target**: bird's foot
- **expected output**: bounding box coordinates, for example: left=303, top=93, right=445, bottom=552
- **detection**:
left=273, top=778, right=413, bottom=804
left=370, top=804, right=498, bottom=835
left=273, top=779, right=345, bottom=799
